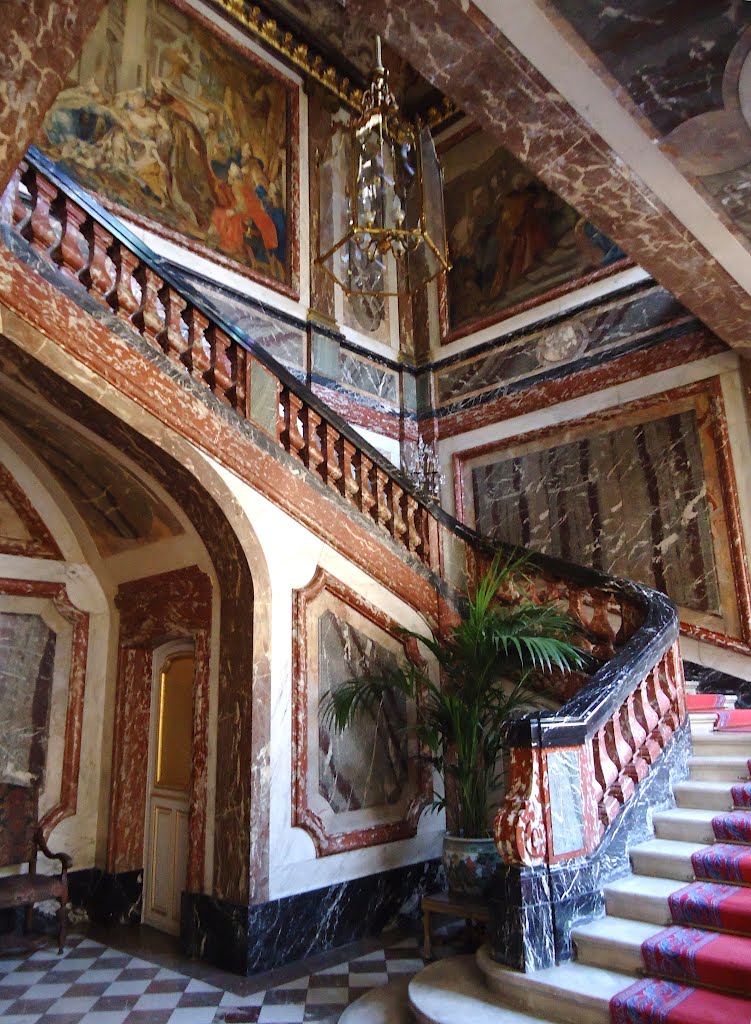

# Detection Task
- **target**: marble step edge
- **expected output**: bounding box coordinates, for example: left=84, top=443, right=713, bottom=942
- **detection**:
left=692, top=733, right=751, bottom=752
left=688, top=712, right=724, bottom=734
left=572, top=915, right=661, bottom=974
left=689, top=756, right=751, bottom=781
left=574, top=911, right=751, bottom=974
left=630, top=838, right=705, bottom=882
left=673, top=780, right=735, bottom=810
left=653, top=807, right=720, bottom=844
left=604, top=874, right=685, bottom=925
left=476, top=944, right=630, bottom=1024
left=407, top=956, right=560, bottom=1024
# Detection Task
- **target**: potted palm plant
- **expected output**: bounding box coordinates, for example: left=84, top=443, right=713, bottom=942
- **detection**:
left=321, top=553, right=583, bottom=896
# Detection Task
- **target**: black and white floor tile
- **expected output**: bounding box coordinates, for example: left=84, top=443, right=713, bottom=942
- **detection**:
left=0, top=934, right=427, bottom=1024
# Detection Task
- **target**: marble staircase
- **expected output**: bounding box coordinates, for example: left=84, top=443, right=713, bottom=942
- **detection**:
left=343, top=690, right=751, bottom=1024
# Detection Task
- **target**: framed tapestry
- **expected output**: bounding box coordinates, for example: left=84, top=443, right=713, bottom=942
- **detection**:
left=292, top=569, right=432, bottom=855
left=437, top=125, right=628, bottom=343
left=40, top=0, right=299, bottom=297
left=454, top=380, right=751, bottom=652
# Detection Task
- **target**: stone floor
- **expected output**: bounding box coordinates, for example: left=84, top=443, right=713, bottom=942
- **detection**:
left=0, top=929, right=430, bottom=1024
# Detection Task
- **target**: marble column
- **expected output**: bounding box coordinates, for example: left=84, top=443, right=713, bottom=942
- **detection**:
left=1, top=0, right=107, bottom=192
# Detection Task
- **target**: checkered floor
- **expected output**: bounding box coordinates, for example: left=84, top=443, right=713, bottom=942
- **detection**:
left=0, top=934, right=427, bottom=1024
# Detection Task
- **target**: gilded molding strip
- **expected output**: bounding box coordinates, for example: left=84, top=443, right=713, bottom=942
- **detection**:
left=212, top=0, right=457, bottom=126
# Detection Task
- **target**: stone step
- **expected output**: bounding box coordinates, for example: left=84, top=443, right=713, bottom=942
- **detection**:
left=629, top=838, right=704, bottom=882
left=339, top=975, right=412, bottom=1024
left=571, top=915, right=659, bottom=974
left=603, top=874, right=684, bottom=926
left=477, top=944, right=629, bottom=1024
left=653, top=807, right=718, bottom=844
left=692, top=733, right=751, bottom=756
left=407, top=956, right=559, bottom=1024
left=688, top=711, right=723, bottom=734
left=689, top=755, right=751, bottom=782
left=674, top=780, right=734, bottom=811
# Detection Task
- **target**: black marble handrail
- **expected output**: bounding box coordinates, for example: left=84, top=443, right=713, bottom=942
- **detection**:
left=22, top=146, right=425, bottom=507
left=17, top=147, right=680, bottom=747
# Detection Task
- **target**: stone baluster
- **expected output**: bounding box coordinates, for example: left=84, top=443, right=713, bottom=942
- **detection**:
left=646, top=661, right=675, bottom=748
left=108, top=243, right=141, bottom=321
left=156, top=285, right=188, bottom=366
left=659, top=655, right=681, bottom=733
left=80, top=220, right=114, bottom=301
left=6, top=165, right=29, bottom=233
left=300, top=406, right=324, bottom=473
left=634, top=671, right=662, bottom=764
left=132, top=265, right=165, bottom=348
left=604, top=711, right=635, bottom=805
left=417, top=505, right=431, bottom=563
left=233, top=346, right=247, bottom=416
left=203, top=326, right=235, bottom=406
left=405, top=495, right=422, bottom=554
left=279, top=388, right=306, bottom=461
left=667, top=643, right=687, bottom=722
left=355, top=453, right=376, bottom=520
left=616, top=600, right=643, bottom=644
left=20, top=167, right=57, bottom=255
left=49, top=193, right=87, bottom=281
left=183, top=307, right=211, bottom=383
left=620, top=691, right=648, bottom=783
left=391, top=483, right=408, bottom=546
left=591, top=724, right=620, bottom=826
left=318, top=423, right=343, bottom=492
left=338, top=438, right=359, bottom=505
left=374, top=468, right=392, bottom=533
left=589, top=590, right=617, bottom=657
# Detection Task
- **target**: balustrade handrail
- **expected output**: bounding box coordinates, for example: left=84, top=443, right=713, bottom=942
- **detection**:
left=20, top=147, right=424, bottom=504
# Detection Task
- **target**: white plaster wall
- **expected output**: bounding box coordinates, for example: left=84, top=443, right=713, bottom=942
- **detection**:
left=438, top=350, right=751, bottom=680
left=202, top=451, right=445, bottom=901
left=0, top=407, right=221, bottom=887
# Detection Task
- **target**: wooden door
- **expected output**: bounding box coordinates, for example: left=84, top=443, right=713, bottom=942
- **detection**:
left=143, top=644, right=194, bottom=934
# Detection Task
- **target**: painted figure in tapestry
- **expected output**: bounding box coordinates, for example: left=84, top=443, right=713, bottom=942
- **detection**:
left=442, top=131, right=623, bottom=333
left=39, top=0, right=291, bottom=286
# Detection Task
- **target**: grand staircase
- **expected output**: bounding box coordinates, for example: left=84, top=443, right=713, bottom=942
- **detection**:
left=2, top=147, right=750, bottom=1023
left=390, top=691, right=751, bottom=1024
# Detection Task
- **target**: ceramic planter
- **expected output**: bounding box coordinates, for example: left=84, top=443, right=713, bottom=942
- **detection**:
left=442, top=833, right=501, bottom=897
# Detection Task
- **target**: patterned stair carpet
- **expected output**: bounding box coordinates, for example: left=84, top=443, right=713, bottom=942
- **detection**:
left=714, top=709, right=751, bottom=731
left=611, top=729, right=751, bottom=1023
left=685, top=695, right=727, bottom=711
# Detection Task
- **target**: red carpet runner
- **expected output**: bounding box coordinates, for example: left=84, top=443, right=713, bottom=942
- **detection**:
left=611, top=696, right=751, bottom=1023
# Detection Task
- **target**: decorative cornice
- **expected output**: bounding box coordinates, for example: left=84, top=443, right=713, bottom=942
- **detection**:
left=214, top=0, right=365, bottom=109
left=211, top=0, right=458, bottom=127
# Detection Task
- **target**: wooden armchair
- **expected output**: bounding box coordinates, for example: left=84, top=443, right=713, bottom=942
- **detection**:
left=0, top=827, right=71, bottom=953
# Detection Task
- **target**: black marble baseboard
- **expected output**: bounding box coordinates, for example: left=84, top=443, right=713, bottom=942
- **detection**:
left=68, top=868, right=143, bottom=926
left=182, top=858, right=443, bottom=975
left=488, top=723, right=692, bottom=971
left=684, top=660, right=751, bottom=709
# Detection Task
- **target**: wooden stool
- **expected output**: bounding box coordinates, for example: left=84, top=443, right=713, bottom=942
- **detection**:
left=421, top=891, right=490, bottom=959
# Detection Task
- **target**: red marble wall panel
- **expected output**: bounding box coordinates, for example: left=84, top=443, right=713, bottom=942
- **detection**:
left=0, top=462, right=62, bottom=559
left=0, top=578, right=89, bottom=838
left=108, top=567, right=212, bottom=893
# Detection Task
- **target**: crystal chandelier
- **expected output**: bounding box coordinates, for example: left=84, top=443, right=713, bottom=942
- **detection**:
left=316, top=38, right=450, bottom=297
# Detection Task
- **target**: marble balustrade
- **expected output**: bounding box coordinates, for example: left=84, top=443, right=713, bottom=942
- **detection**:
left=1, top=151, right=433, bottom=567
left=495, top=639, right=686, bottom=867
